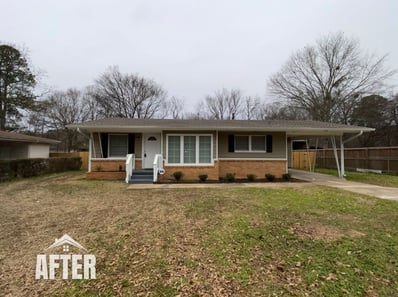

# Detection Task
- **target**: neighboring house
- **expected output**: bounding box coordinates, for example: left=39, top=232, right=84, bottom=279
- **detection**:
left=0, top=131, right=60, bottom=160
left=67, top=118, right=374, bottom=183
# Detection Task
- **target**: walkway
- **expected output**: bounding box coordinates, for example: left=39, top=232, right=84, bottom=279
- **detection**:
left=289, top=169, right=398, bottom=201
left=127, top=182, right=306, bottom=190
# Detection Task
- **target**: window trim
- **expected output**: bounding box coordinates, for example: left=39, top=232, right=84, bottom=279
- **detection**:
left=234, top=135, right=267, bottom=152
left=108, top=134, right=129, bottom=158
left=166, top=134, right=213, bottom=166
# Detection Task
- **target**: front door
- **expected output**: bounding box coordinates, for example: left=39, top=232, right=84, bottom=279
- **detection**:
left=143, top=133, right=161, bottom=168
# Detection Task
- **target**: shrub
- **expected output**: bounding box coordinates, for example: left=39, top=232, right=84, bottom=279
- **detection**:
left=0, top=157, right=82, bottom=182
left=247, top=174, right=256, bottom=182
left=198, top=174, right=208, bottom=182
left=225, top=173, right=236, bottom=182
left=282, top=173, right=291, bottom=181
left=265, top=173, right=275, bottom=182
left=172, top=171, right=183, bottom=181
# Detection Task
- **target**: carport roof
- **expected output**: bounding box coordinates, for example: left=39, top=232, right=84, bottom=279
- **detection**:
left=67, top=118, right=374, bottom=135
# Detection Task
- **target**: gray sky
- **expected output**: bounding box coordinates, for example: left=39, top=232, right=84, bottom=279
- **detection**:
left=2, top=0, right=397, bottom=111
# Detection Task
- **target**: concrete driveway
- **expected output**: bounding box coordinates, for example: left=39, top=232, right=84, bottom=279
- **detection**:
left=289, top=169, right=398, bottom=201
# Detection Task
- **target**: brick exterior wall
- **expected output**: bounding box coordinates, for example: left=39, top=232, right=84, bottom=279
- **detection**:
left=88, top=159, right=286, bottom=181
left=86, top=172, right=125, bottom=180
left=218, top=160, right=287, bottom=179
left=91, top=159, right=125, bottom=172
left=159, top=159, right=286, bottom=181
left=161, top=161, right=219, bottom=181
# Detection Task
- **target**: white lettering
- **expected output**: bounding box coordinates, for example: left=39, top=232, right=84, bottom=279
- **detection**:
left=72, top=255, right=83, bottom=279
left=60, top=254, right=71, bottom=279
left=49, top=255, right=60, bottom=279
left=36, top=254, right=96, bottom=280
left=35, top=255, right=48, bottom=279
left=84, top=254, right=96, bottom=279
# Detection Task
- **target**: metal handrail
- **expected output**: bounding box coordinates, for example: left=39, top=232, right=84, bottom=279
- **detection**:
left=153, top=154, right=163, bottom=183
left=125, top=154, right=135, bottom=183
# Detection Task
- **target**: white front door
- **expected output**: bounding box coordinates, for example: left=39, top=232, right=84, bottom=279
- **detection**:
left=143, top=133, right=161, bottom=168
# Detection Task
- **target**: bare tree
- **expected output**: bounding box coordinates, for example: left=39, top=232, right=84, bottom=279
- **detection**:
left=257, top=101, right=309, bottom=120
left=93, top=66, right=166, bottom=119
left=268, top=32, right=396, bottom=123
left=159, top=96, right=184, bottom=119
left=243, top=96, right=261, bottom=120
left=205, top=88, right=242, bottom=119
left=82, top=85, right=102, bottom=121
left=28, top=89, right=90, bottom=151
left=184, top=101, right=208, bottom=120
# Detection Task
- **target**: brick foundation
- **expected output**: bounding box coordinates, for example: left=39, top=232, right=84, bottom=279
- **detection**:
left=86, top=172, right=125, bottom=180
left=161, top=161, right=219, bottom=181
left=218, top=160, right=287, bottom=179
left=91, top=159, right=125, bottom=172
left=88, top=159, right=287, bottom=181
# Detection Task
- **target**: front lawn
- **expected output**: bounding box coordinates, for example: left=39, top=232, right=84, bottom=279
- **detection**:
left=315, top=168, right=398, bottom=188
left=1, top=172, right=397, bottom=296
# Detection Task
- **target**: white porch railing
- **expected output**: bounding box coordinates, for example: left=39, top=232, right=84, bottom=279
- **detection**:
left=153, top=154, right=163, bottom=183
left=125, top=154, right=135, bottom=183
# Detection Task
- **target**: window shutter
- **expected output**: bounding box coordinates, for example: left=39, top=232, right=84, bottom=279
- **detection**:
left=266, top=135, right=273, bottom=153
left=101, top=133, right=108, bottom=158
left=228, top=135, right=235, bottom=152
left=128, top=134, right=135, bottom=154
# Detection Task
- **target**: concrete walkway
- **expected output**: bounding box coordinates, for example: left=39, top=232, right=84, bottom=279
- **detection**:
left=289, top=169, right=398, bottom=201
left=127, top=182, right=306, bottom=190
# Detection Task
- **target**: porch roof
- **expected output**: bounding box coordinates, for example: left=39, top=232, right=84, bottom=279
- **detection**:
left=67, top=118, right=374, bottom=136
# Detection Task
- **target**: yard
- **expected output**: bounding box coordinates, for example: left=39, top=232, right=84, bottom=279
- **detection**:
left=315, top=168, right=398, bottom=188
left=1, top=172, right=398, bottom=297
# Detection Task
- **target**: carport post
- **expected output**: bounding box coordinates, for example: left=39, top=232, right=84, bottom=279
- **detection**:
left=330, top=136, right=342, bottom=178
left=340, top=135, right=345, bottom=177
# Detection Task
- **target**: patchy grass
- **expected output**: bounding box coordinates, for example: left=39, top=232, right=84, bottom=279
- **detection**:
left=316, top=168, right=398, bottom=188
left=1, top=172, right=398, bottom=296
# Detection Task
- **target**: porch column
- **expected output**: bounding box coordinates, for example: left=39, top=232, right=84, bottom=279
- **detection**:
left=88, top=133, right=92, bottom=173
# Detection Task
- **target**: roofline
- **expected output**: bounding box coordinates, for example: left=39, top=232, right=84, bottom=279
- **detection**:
left=0, top=137, right=60, bottom=144
left=67, top=124, right=375, bottom=134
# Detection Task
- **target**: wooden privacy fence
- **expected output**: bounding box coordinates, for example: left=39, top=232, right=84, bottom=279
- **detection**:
left=50, top=152, right=88, bottom=171
left=292, top=147, right=398, bottom=174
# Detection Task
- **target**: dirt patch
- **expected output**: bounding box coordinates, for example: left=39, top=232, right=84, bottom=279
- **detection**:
left=289, top=223, right=365, bottom=241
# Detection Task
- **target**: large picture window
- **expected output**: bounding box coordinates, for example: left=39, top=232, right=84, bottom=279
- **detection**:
left=167, top=135, right=212, bottom=165
left=109, top=134, right=128, bottom=157
left=235, top=135, right=266, bottom=152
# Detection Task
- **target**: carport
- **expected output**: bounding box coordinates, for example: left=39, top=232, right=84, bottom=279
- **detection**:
left=286, top=125, right=374, bottom=178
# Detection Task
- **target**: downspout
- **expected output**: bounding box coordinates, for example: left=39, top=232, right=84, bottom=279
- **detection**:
left=76, top=128, right=90, bottom=140
left=343, top=130, right=363, bottom=144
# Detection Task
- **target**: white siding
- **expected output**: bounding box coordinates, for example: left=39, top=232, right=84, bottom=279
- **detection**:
left=28, top=144, right=50, bottom=158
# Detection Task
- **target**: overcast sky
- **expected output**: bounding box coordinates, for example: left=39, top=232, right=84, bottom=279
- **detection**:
left=2, top=0, right=397, bottom=111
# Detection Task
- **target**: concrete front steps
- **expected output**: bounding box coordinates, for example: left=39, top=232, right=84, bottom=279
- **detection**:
left=129, top=169, right=154, bottom=184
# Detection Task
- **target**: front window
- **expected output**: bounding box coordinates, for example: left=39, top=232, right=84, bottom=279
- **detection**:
left=235, top=135, right=266, bottom=152
left=168, top=136, right=181, bottom=163
left=184, top=136, right=196, bottom=163
left=199, top=136, right=211, bottom=163
left=167, top=135, right=212, bottom=165
left=235, top=136, right=249, bottom=151
left=109, top=134, right=128, bottom=157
